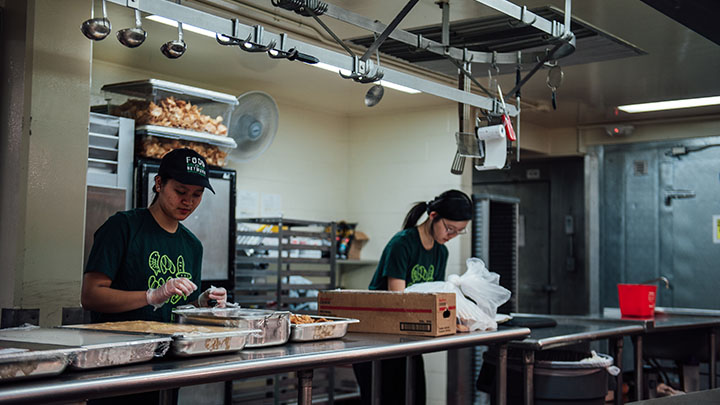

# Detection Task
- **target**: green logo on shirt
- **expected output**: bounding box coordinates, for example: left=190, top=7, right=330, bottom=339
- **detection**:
left=409, top=264, right=435, bottom=286
left=147, top=251, right=193, bottom=304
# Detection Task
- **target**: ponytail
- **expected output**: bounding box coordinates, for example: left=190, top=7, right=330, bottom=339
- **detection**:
left=402, top=202, right=428, bottom=230
left=401, top=190, right=473, bottom=230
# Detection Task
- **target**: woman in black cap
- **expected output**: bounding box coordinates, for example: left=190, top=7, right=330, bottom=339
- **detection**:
left=354, top=189, right=473, bottom=404
left=81, top=148, right=226, bottom=404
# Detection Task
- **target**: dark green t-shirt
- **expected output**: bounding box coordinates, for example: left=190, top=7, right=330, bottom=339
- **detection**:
left=84, top=208, right=202, bottom=323
left=368, top=227, right=448, bottom=290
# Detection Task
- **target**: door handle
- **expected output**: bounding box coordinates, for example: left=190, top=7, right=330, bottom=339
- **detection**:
left=664, top=189, right=695, bottom=206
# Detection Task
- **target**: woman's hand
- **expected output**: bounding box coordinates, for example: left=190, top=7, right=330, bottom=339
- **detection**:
left=198, top=287, right=227, bottom=308
left=146, top=277, right=198, bottom=309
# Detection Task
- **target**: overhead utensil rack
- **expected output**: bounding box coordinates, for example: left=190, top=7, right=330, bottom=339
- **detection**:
left=102, top=0, right=577, bottom=116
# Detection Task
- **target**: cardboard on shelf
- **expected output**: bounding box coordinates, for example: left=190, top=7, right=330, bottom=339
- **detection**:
left=347, top=232, right=369, bottom=260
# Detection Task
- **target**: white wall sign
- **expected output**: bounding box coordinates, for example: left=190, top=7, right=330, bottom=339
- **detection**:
left=236, top=190, right=259, bottom=218
left=713, top=215, right=720, bottom=244
left=261, top=193, right=283, bottom=218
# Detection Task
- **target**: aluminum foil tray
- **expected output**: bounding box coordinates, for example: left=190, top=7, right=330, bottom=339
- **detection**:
left=65, top=321, right=260, bottom=357
left=173, top=307, right=291, bottom=347
left=0, top=327, right=171, bottom=369
left=290, top=316, right=359, bottom=342
left=0, top=340, right=81, bottom=382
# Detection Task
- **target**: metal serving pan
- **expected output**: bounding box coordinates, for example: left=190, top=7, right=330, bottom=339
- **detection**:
left=173, top=307, right=291, bottom=347
left=0, top=340, right=81, bottom=382
left=0, top=327, right=171, bottom=369
left=290, top=316, right=359, bottom=342
left=65, top=321, right=259, bottom=357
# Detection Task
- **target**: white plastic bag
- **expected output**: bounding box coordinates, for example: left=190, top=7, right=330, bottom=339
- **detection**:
left=405, top=258, right=511, bottom=331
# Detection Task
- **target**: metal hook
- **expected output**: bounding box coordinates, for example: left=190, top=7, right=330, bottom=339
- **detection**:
left=519, top=6, right=537, bottom=25
left=240, top=34, right=277, bottom=53
left=339, top=55, right=384, bottom=83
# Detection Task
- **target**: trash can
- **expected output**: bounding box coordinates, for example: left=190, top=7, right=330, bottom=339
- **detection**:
left=477, top=349, right=616, bottom=405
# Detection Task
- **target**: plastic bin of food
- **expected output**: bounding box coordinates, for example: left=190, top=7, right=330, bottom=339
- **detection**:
left=0, top=340, right=83, bottom=381
left=102, top=79, right=238, bottom=134
left=135, top=125, right=236, bottom=167
left=0, top=326, right=171, bottom=369
left=173, top=307, right=291, bottom=348
left=290, top=315, right=359, bottom=342
left=101, top=79, right=238, bottom=166
left=64, top=321, right=259, bottom=357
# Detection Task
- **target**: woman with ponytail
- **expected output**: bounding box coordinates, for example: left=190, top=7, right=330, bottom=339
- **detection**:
left=353, top=189, right=473, bottom=404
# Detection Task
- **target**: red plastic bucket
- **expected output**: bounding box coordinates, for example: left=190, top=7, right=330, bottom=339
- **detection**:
left=618, top=284, right=657, bottom=317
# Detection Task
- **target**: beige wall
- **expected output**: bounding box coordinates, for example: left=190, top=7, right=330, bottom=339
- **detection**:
left=0, top=0, right=32, bottom=313
left=345, top=105, right=472, bottom=405
left=2, top=0, right=92, bottom=326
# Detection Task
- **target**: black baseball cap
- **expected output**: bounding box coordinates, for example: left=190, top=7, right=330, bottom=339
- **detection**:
left=158, top=148, right=215, bottom=194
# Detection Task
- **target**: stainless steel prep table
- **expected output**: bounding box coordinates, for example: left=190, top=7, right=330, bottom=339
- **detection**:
left=0, top=328, right=529, bottom=405
left=506, top=310, right=720, bottom=404
left=505, top=314, right=646, bottom=405
left=601, top=307, right=720, bottom=397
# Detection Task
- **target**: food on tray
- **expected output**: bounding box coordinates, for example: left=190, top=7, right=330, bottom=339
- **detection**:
left=69, top=320, right=237, bottom=335
left=138, top=136, right=227, bottom=167
left=290, top=314, right=329, bottom=324
left=111, top=97, right=228, bottom=136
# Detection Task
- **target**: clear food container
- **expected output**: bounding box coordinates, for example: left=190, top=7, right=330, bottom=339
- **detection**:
left=135, top=126, right=236, bottom=167
left=101, top=79, right=239, bottom=166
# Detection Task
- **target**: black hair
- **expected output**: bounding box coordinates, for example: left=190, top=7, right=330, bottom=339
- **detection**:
left=402, top=189, right=473, bottom=231
left=150, top=175, right=171, bottom=205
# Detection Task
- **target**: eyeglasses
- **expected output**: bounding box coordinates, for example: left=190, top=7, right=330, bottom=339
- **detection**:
left=441, top=218, right=467, bottom=236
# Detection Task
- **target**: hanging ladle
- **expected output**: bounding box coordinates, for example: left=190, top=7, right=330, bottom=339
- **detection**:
left=161, top=21, right=187, bottom=59
left=117, top=9, right=146, bottom=48
left=546, top=64, right=564, bottom=110
left=364, top=34, right=384, bottom=107
left=81, top=0, right=112, bottom=41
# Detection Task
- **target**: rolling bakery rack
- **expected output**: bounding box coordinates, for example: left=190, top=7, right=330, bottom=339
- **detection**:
left=233, top=217, right=351, bottom=404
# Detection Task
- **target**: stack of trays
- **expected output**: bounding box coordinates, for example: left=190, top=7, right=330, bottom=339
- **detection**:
left=64, top=321, right=259, bottom=357
left=0, top=341, right=80, bottom=382
left=174, top=307, right=292, bottom=347
left=0, top=326, right=171, bottom=373
left=173, top=307, right=360, bottom=346
left=289, top=315, right=359, bottom=342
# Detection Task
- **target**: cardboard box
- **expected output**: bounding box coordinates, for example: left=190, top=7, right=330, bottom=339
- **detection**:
left=347, top=232, right=369, bottom=260
left=318, top=290, right=456, bottom=337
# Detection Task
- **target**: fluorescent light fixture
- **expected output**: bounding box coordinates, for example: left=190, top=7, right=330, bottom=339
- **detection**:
left=379, top=80, right=421, bottom=94
left=618, top=96, right=720, bottom=113
left=311, top=62, right=421, bottom=94
left=145, top=15, right=217, bottom=39
left=312, top=62, right=351, bottom=77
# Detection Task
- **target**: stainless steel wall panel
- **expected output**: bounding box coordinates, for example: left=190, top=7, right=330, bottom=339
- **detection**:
left=600, top=136, right=720, bottom=311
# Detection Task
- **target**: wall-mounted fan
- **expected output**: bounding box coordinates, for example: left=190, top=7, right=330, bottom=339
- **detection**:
left=228, top=91, right=279, bottom=163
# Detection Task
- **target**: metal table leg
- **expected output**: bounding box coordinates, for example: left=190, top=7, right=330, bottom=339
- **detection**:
left=405, top=356, right=415, bottom=405
left=371, top=360, right=381, bottom=405
left=496, top=344, right=508, bottom=405
left=710, top=329, right=717, bottom=389
left=522, top=350, right=534, bottom=405
left=297, top=369, right=313, bottom=405
left=159, top=389, right=173, bottom=405
left=633, top=335, right=643, bottom=401
left=611, top=337, right=624, bottom=405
